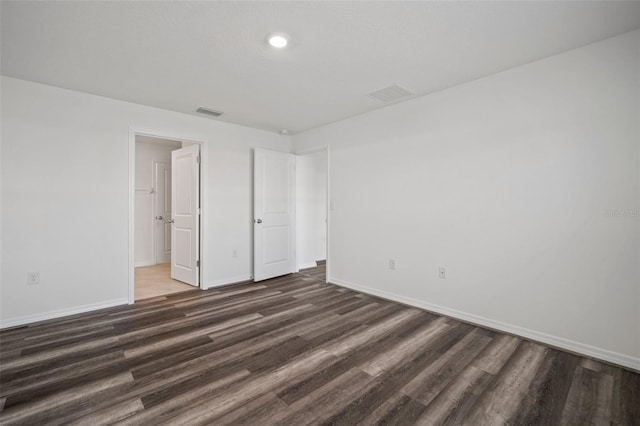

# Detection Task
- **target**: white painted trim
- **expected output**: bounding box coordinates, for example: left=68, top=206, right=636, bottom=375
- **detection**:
left=128, top=128, right=209, bottom=304
left=0, top=299, right=128, bottom=329
left=128, top=129, right=136, bottom=304
left=298, top=261, right=318, bottom=270
left=294, top=147, right=326, bottom=156
left=199, top=140, right=209, bottom=292
left=325, top=146, right=331, bottom=284
left=207, top=275, right=253, bottom=289
left=330, top=277, right=640, bottom=371
left=152, top=160, right=170, bottom=265
left=135, top=261, right=154, bottom=268
left=292, top=154, right=297, bottom=278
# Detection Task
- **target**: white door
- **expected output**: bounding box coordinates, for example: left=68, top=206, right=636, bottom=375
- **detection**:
left=254, top=149, right=296, bottom=281
left=154, top=161, right=171, bottom=264
left=171, top=144, right=200, bottom=286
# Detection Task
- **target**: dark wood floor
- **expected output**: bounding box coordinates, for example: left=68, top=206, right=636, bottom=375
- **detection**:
left=0, top=264, right=638, bottom=425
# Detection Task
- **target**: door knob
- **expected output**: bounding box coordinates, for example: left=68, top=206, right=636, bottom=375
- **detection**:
left=155, top=216, right=163, bottom=220
left=256, top=219, right=262, bottom=224
left=168, top=219, right=175, bottom=223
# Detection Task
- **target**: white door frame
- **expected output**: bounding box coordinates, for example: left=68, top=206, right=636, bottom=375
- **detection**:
left=293, top=146, right=330, bottom=283
left=128, top=128, right=208, bottom=304
left=153, top=160, right=171, bottom=265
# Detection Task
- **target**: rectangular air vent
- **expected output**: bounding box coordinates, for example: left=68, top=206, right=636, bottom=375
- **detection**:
left=196, top=107, right=223, bottom=117
left=368, top=85, right=413, bottom=102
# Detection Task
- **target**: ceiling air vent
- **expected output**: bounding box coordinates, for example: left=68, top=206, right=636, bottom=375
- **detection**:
left=368, top=85, right=413, bottom=103
left=196, top=107, right=223, bottom=117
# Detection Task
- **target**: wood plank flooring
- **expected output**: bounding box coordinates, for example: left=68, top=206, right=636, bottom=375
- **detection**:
left=1, top=264, right=638, bottom=425
left=298, top=260, right=327, bottom=282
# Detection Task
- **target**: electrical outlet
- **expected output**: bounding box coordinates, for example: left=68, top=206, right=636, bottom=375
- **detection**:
left=389, top=259, right=397, bottom=270
left=439, top=267, right=446, bottom=279
left=27, top=272, right=40, bottom=285
left=232, top=249, right=238, bottom=258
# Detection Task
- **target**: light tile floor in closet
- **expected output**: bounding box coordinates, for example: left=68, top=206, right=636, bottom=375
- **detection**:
left=135, top=263, right=195, bottom=300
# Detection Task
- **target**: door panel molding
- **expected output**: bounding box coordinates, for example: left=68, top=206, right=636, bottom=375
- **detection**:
left=153, top=161, right=171, bottom=264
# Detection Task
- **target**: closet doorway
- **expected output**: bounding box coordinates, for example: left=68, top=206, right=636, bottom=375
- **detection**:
left=133, top=135, right=200, bottom=300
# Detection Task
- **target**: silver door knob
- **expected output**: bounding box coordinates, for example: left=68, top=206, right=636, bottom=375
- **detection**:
left=256, top=219, right=262, bottom=224
left=168, top=219, right=175, bottom=223
left=155, top=216, right=163, bottom=220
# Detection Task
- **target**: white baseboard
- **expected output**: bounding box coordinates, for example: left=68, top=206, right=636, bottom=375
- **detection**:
left=298, top=262, right=318, bottom=270
left=330, top=277, right=640, bottom=371
left=206, top=274, right=253, bottom=289
left=0, top=299, right=129, bottom=329
left=135, top=261, right=154, bottom=268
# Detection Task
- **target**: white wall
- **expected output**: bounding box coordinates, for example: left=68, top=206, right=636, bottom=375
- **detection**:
left=0, top=76, right=290, bottom=326
left=296, top=150, right=327, bottom=269
left=293, top=31, right=640, bottom=369
left=134, top=138, right=181, bottom=266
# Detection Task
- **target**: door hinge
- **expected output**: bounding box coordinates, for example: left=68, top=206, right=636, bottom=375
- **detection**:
left=197, top=208, right=201, bottom=215
left=196, top=260, right=200, bottom=267
left=196, top=155, right=200, bottom=164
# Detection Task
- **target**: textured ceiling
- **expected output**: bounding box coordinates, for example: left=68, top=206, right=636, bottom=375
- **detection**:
left=2, top=1, right=639, bottom=134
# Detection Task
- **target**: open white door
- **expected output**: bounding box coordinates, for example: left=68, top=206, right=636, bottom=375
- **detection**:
left=171, top=144, right=200, bottom=286
left=254, top=149, right=296, bottom=281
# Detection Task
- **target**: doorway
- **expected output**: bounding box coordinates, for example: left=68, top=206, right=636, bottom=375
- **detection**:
left=131, top=134, right=203, bottom=301
left=295, top=149, right=328, bottom=282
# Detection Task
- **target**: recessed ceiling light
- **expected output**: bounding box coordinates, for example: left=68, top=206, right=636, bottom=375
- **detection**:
left=267, top=33, right=289, bottom=49
left=279, top=129, right=289, bottom=135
